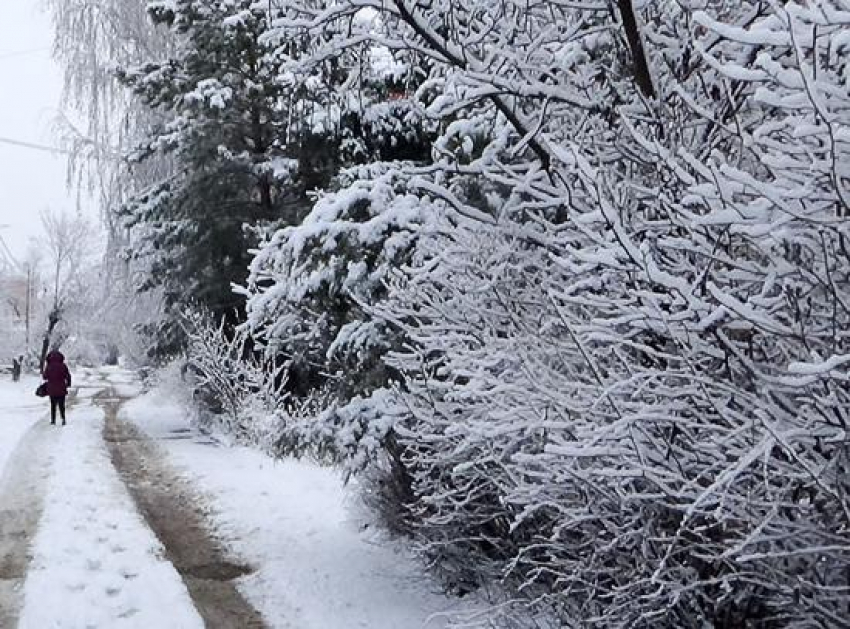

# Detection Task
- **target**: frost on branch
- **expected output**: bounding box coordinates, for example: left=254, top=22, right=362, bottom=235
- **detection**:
left=319, top=0, right=850, bottom=626
left=182, top=309, right=287, bottom=447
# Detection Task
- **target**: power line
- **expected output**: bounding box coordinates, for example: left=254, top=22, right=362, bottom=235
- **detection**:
left=0, top=46, right=51, bottom=61
left=0, top=135, right=68, bottom=155
left=0, top=134, right=123, bottom=160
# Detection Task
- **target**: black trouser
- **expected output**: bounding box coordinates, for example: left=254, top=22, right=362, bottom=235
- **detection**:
left=50, top=396, right=66, bottom=423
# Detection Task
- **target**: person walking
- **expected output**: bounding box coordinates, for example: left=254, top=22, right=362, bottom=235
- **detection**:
left=42, top=350, right=72, bottom=426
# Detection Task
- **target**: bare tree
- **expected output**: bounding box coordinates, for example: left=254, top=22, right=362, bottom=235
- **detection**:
left=37, top=209, right=94, bottom=370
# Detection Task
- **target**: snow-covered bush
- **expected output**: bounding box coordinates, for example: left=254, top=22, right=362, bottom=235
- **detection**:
left=244, top=165, right=433, bottom=404
left=182, top=310, right=287, bottom=445
left=359, top=1, right=850, bottom=626
left=248, top=0, right=850, bottom=625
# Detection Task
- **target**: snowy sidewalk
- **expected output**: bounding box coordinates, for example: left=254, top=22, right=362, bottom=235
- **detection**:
left=0, top=369, right=474, bottom=628
left=0, top=375, right=45, bottom=475
left=122, top=382, right=474, bottom=629
left=0, top=376, right=51, bottom=628
left=17, top=400, right=205, bottom=628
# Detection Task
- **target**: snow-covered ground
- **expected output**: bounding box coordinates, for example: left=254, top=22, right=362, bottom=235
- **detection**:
left=0, top=368, right=478, bottom=628
left=123, top=384, right=477, bottom=629
left=18, top=400, right=204, bottom=629
left=0, top=375, right=45, bottom=476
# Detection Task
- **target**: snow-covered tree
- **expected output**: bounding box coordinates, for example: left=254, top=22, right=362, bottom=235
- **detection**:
left=35, top=209, right=101, bottom=369
left=45, top=0, right=178, bottom=362
left=47, top=0, right=850, bottom=624
left=242, top=3, right=445, bottom=401
left=248, top=0, right=850, bottom=625
left=115, top=0, right=308, bottom=357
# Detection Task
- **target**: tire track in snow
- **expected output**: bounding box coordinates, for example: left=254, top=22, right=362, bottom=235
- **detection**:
left=0, top=420, right=54, bottom=626
left=100, top=391, right=267, bottom=629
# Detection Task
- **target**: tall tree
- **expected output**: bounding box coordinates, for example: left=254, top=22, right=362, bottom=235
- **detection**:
left=36, top=210, right=96, bottom=369
left=45, top=0, right=178, bottom=363
left=117, top=0, right=306, bottom=357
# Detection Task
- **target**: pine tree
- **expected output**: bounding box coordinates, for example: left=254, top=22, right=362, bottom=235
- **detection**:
left=117, top=0, right=305, bottom=357
left=243, top=11, right=438, bottom=400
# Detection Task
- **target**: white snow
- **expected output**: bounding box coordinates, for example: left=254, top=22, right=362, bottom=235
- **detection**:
left=787, top=353, right=850, bottom=375
left=122, top=385, right=476, bottom=629
left=0, top=376, right=44, bottom=477
left=18, top=399, right=204, bottom=629
left=0, top=368, right=477, bottom=627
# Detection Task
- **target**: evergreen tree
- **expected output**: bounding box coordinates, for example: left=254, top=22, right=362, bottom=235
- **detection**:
left=244, top=9, right=439, bottom=399
left=117, top=0, right=304, bottom=357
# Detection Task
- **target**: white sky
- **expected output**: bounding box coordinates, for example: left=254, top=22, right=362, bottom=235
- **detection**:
left=0, top=1, right=82, bottom=263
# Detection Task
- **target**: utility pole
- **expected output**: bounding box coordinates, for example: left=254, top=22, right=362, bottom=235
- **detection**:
left=25, top=264, right=31, bottom=352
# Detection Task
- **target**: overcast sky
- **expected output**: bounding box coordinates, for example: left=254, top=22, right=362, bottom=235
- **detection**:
left=0, top=1, right=81, bottom=264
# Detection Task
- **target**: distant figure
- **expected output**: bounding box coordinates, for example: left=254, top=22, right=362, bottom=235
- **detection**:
left=11, top=356, right=21, bottom=382
left=42, top=350, right=72, bottom=426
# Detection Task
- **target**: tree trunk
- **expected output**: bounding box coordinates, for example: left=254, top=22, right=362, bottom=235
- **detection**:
left=250, top=101, right=274, bottom=218
left=38, top=307, right=62, bottom=374
left=617, top=0, right=655, bottom=99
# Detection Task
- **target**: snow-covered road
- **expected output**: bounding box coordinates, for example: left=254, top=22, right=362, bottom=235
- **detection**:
left=0, top=368, right=475, bottom=628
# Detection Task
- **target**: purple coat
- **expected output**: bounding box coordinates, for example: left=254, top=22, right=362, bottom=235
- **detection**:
left=43, top=351, right=72, bottom=397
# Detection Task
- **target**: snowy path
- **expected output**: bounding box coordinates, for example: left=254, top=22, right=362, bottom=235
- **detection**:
left=122, top=383, right=477, bottom=629
left=0, top=369, right=474, bottom=628
left=0, top=377, right=55, bottom=627
left=0, top=421, right=52, bottom=627
left=103, top=395, right=265, bottom=628
left=16, top=399, right=206, bottom=629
